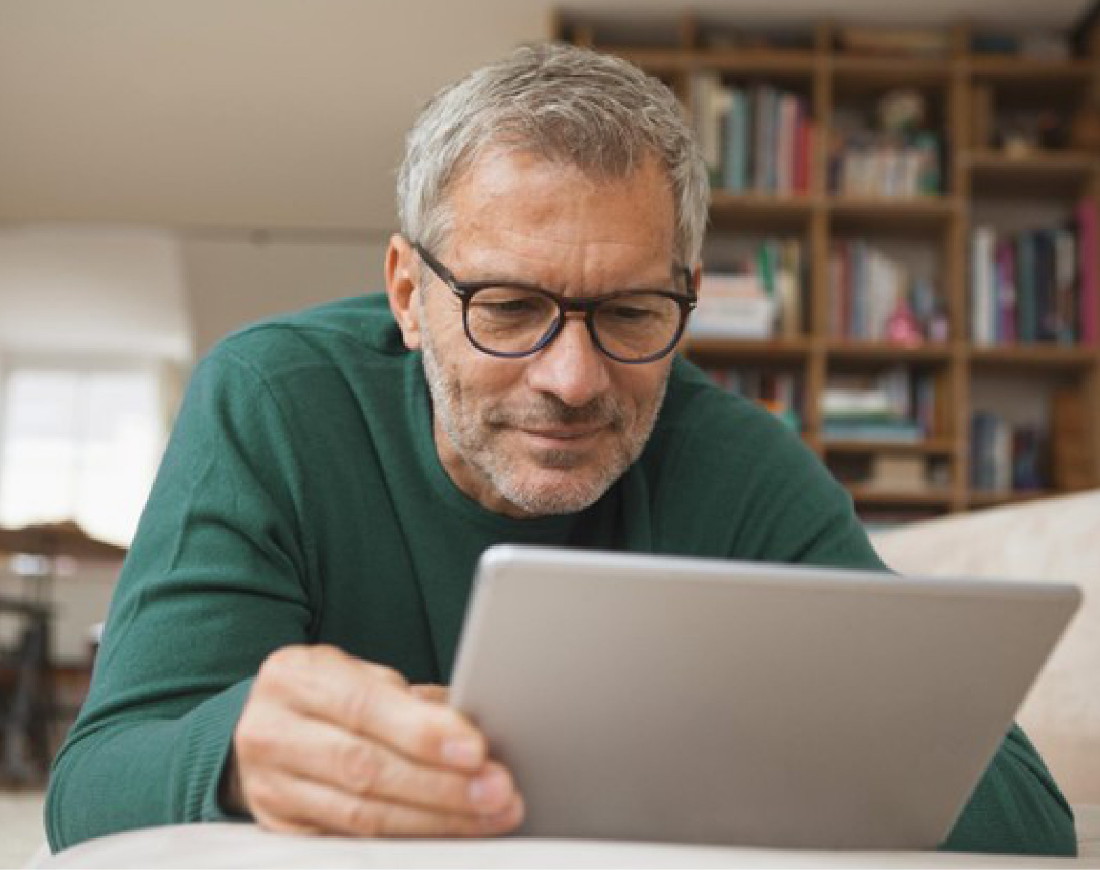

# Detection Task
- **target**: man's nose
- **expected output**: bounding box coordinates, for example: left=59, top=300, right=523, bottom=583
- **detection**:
left=524, top=315, right=611, bottom=407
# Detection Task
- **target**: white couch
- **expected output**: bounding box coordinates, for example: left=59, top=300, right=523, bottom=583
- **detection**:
left=871, top=490, right=1100, bottom=859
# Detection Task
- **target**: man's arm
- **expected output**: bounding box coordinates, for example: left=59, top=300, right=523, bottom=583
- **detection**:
left=943, top=725, right=1075, bottom=855
left=45, top=348, right=520, bottom=850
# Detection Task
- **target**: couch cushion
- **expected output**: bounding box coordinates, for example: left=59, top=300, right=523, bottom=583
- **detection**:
left=870, top=490, right=1100, bottom=805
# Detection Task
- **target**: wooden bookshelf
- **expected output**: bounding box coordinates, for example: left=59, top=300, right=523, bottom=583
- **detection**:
left=555, top=14, right=1100, bottom=519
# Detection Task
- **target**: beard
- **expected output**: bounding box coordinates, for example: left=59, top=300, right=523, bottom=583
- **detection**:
left=419, top=320, right=668, bottom=517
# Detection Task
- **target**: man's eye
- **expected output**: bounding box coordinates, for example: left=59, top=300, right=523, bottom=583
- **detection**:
left=604, top=303, right=659, bottom=322
left=482, top=299, right=540, bottom=315
left=471, top=291, right=552, bottom=319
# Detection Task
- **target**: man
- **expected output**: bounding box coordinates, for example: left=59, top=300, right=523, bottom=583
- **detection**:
left=46, top=44, right=1075, bottom=854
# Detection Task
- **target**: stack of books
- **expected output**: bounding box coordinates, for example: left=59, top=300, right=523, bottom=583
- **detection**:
left=821, top=368, right=935, bottom=442
left=690, top=73, right=815, bottom=195
left=970, top=412, right=1047, bottom=491
left=829, top=132, right=941, bottom=197
left=829, top=240, right=942, bottom=341
left=970, top=200, right=1099, bottom=346
left=690, top=239, right=805, bottom=339
left=829, top=96, right=942, bottom=197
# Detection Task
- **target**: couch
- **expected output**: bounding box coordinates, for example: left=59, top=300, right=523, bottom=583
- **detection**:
left=870, top=489, right=1100, bottom=859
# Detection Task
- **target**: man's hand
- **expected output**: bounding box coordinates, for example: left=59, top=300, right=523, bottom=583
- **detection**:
left=224, top=644, right=523, bottom=837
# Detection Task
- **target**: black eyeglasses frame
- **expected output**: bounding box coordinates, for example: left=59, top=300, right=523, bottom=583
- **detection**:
left=412, top=242, right=696, bottom=364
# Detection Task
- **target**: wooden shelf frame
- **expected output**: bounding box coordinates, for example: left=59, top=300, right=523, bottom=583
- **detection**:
left=556, top=13, right=1100, bottom=517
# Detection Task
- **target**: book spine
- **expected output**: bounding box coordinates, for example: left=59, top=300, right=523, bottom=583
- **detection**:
left=1078, top=198, right=1099, bottom=346
left=971, top=227, right=995, bottom=345
left=1016, top=233, right=1037, bottom=343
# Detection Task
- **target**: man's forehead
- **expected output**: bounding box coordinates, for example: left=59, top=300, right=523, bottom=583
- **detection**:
left=450, top=145, right=671, bottom=205
left=442, top=149, right=677, bottom=257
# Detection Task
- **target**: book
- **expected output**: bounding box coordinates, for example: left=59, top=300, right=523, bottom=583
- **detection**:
left=971, top=219, right=1089, bottom=347
left=867, top=454, right=928, bottom=492
left=691, top=271, right=776, bottom=339
left=695, top=77, right=811, bottom=195
left=822, top=421, right=923, bottom=442
left=1079, top=198, right=1099, bottom=345
left=971, top=227, right=996, bottom=345
left=970, top=412, right=1049, bottom=491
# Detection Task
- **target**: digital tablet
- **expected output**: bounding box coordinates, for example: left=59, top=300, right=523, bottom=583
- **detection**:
left=450, top=545, right=1080, bottom=850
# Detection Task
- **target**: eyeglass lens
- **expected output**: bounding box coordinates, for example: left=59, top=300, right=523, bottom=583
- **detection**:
left=465, top=288, right=684, bottom=361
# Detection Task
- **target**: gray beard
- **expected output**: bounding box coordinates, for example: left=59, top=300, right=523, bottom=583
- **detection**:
left=419, top=323, right=667, bottom=517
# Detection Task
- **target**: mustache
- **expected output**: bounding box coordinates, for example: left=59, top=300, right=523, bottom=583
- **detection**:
left=485, top=395, right=625, bottom=430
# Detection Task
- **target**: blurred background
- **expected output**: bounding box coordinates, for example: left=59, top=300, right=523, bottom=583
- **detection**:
left=0, top=0, right=1097, bottom=861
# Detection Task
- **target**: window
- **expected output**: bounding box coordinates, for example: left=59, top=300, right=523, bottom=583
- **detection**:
left=0, top=361, right=169, bottom=548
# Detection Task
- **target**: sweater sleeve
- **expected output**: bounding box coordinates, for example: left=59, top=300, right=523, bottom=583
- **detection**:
left=46, top=347, right=318, bottom=851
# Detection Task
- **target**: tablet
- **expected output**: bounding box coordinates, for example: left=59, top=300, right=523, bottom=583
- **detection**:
left=450, top=545, right=1080, bottom=850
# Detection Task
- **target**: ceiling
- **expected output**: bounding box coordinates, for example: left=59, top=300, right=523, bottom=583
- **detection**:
left=0, top=0, right=1094, bottom=235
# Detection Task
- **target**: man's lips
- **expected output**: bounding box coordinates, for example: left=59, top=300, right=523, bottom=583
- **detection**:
left=516, top=425, right=606, bottom=445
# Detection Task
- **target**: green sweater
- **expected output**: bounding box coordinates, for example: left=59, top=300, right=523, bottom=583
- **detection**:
left=46, top=295, right=1075, bottom=854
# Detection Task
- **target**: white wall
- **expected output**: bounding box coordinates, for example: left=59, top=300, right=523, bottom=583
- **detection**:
left=181, top=233, right=388, bottom=357
left=0, top=225, right=191, bottom=360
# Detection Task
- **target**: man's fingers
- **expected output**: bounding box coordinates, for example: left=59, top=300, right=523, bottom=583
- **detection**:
left=257, top=646, right=484, bottom=770
left=246, top=714, right=517, bottom=817
left=253, top=769, right=524, bottom=838
left=410, top=684, right=449, bottom=705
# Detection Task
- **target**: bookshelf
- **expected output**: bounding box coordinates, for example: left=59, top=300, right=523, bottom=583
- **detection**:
left=554, top=12, right=1100, bottom=522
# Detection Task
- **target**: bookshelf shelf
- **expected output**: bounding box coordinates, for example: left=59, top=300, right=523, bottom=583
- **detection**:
left=709, top=193, right=816, bottom=228
left=968, top=56, right=1096, bottom=82
left=701, top=51, right=817, bottom=76
left=829, top=197, right=958, bottom=232
left=968, top=345, right=1098, bottom=370
left=966, top=151, right=1097, bottom=175
left=967, top=489, right=1056, bottom=508
left=824, top=341, right=953, bottom=363
left=848, top=487, right=955, bottom=507
left=831, top=56, right=953, bottom=88
left=687, top=336, right=811, bottom=361
left=557, top=12, right=1100, bottom=520
left=821, top=438, right=956, bottom=455
left=966, top=151, right=1097, bottom=198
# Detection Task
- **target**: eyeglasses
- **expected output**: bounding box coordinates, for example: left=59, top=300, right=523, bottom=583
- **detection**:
left=413, top=243, right=695, bottom=364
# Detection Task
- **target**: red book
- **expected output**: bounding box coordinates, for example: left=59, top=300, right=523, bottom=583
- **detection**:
left=794, top=117, right=811, bottom=195
left=1078, top=198, right=1099, bottom=346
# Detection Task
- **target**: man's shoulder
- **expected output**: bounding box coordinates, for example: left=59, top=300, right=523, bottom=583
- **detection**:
left=205, top=293, right=408, bottom=380
left=661, top=356, right=789, bottom=438
left=649, top=355, right=812, bottom=479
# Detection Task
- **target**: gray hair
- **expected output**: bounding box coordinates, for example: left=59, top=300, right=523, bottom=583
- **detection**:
left=396, top=42, right=709, bottom=267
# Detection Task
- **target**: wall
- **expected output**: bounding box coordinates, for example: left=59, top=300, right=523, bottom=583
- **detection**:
left=181, top=233, right=388, bottom=357
left=0, top=225, right=191, bottom=360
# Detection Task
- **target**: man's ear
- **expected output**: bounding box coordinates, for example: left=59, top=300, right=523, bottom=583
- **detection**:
left=384, top=234, right=423, bottom=350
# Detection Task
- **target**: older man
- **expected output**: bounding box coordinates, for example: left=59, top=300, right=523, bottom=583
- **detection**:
left=46, top=44, right=1074, bottom=855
